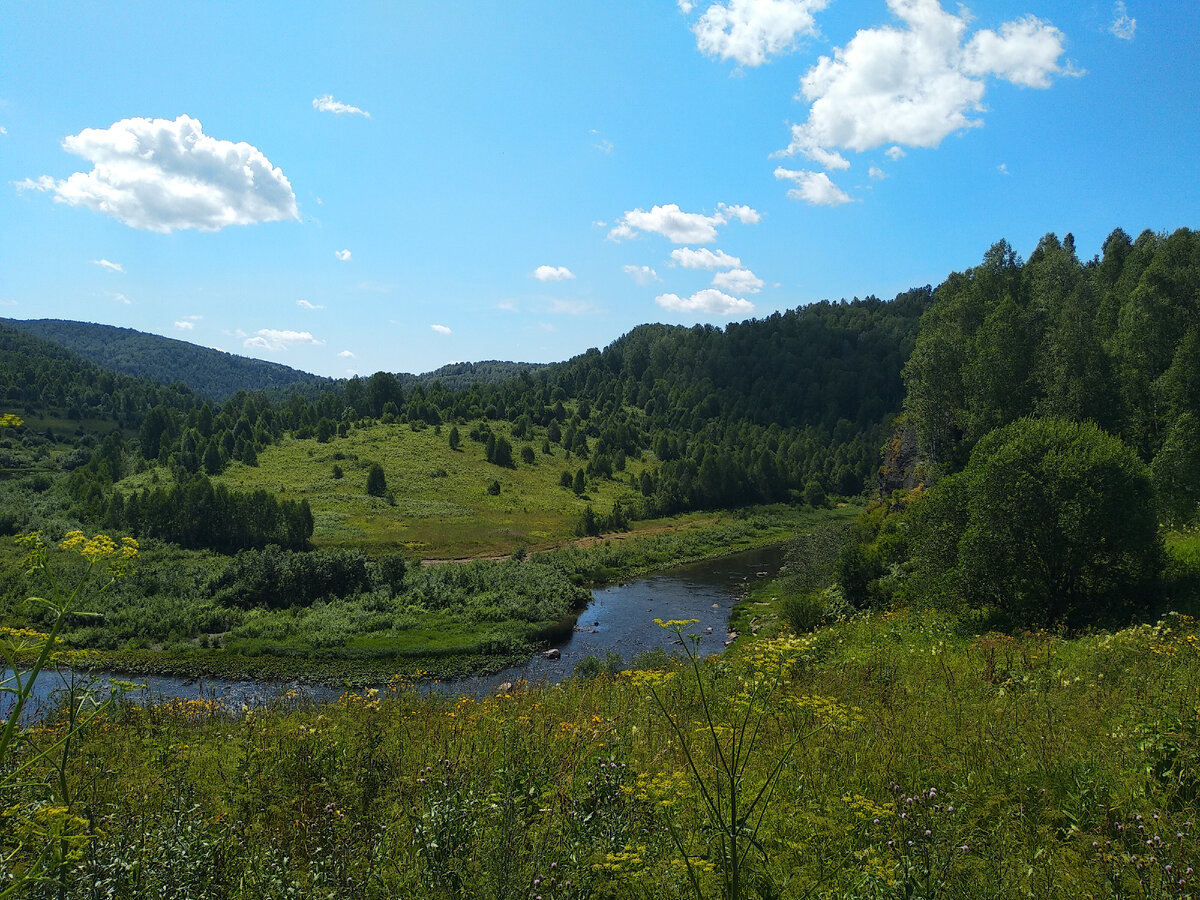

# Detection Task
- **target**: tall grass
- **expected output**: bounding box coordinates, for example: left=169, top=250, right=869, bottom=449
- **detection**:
left=5, top=606, right=1200, bottom=897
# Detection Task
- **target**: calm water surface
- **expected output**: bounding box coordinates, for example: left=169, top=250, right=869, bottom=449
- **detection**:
left=3, top=543, right=786, bottom=721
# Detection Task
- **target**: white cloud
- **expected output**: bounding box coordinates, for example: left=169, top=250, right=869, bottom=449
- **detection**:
left=23, top=115, right=298, bottom=233
left=531, top=265, right=576, bottom=282
left=313, top=95, right=371, bottom=118
left=13, top=175, right=55, bottom=193
left=717, top=202, right=762, bottom=224
left=338, top=350, right=356, bottom=358
left=655, top=288, right=754, bottom=316
left=997, top=162, right=1011, bottom=175
left=297, top=299, right=324, bottom=309
left=774, top=167, right=854, bottom=206
left=496, top=300, right=518, bottom=311
left=885, top=146, right=906, bottom=161
left=0, top=299, right=18, bottom=307
left=1109, top=2, right=1136, bottom=40
left=609, top=202, right=757, bottom=244
left=670, top=247, right=742, bottom=270
left=590, top=130, right=614, bottom=153
left=335, top=249, right=352, bottom=262
left=780, top=0, right=1071, bottom=166
left=244, top=328, right=322, bottom=351
left=91, top=258, right=123, bottom=273
left=622, top=264, right=661, bottom=285
left=678, top=0, right=696, bottom=12
left=0, top=126, right=7, bottom=135
left=174, top=320, right=195, bottom=331
left=868, top=165, right=886, bottom=180
left=689, top=0, right=832, bottom=67
left=108, top=292, right=132, bottom=305
left=431, top=324, right=452, bottom=335
left=712, top=267, right=764, bottom=294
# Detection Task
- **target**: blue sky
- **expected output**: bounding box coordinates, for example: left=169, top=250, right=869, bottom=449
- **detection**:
left=2, top=1, right=1196, bottom=378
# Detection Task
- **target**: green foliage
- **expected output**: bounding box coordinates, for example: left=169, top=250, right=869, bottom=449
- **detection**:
left=910, top=417, right=1162, bottom=626
left=365, top=462, right=387, bottom=497
left=210, top=546, right=372, bottom=609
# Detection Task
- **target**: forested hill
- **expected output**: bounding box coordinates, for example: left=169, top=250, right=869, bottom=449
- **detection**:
left=1, top=319, right=331, bottom=401
left=903, top=226, right=1200, bottom=514
left=0, top=322, right=200, bottom=430
left=399, top=360, right=548, bottom=391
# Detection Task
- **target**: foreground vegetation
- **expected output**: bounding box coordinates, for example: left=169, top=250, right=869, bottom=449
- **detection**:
left=5, top=589, right=1200, bottom=896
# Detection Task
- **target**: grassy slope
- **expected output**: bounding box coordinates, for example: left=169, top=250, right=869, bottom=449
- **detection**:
left=212, top=419, right=651, bottom=558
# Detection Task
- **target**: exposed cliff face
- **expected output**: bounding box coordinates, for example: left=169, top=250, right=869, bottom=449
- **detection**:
left=877, top=421, right=924, bottom=495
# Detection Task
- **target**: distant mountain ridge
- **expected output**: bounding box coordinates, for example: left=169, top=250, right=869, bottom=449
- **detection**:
left=1, top=319, right=331, bottom=401
left=2, top=318, right=547, bottom=400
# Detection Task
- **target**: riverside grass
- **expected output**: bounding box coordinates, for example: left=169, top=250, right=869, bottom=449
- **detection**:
left=5, top=606, right=1200, bottom=897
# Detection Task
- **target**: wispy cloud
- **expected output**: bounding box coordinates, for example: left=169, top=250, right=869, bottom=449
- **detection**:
left=297, top=299, right=324, bottom=310
left=1110, top=2, right=1136, bottom=40
left=174, top=320, right=195, bottom=331
left=108, top=292, right=132, bottom=305
left=622, top=264, right=661, bottom=285
left=531, top=265, right=575, bottom=282
left=91, top=258, right=123, bottom=273
left=548, top=298, right=595, bottom=316
left=313, top=95, right=371, bottom=118
left=19, top=115, right=297, bottom=232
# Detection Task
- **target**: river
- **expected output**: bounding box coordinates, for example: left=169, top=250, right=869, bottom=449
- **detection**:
left=2, top=543, right=786, bottom=722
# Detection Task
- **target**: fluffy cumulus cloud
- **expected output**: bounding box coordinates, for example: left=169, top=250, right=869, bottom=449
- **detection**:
left=1110, top=2, right=1136, bottom=40
left=623, top=265, right=661, bottom=285
left=174, top=320, right=195, bottom=331
left=670, top=247, right=742, bottom=270
left=780, top=0, right=1071, bottom=169
left=23, top=115, right=298, bottom=233
left=712, top=267, right=764, bottom=294
left=431, top=324, right=452, bottom=335
left=313, top=95, right=371, bottom=117
left=338, top=349, right=356, bottom=358
left=656, top=289, right=754, bottom=316
left=689, top=0, right=832, bottom=67
left=531, top=265, right=575, bottom=282
left=335, top=249, right=352, bottom=262
left=609, top=202, right=758, bottom=244
left=774, top=167, right=853, bottom=205
left=243, top=329, right=322, bottom=351
left=91, top=258, right=123, bottom=273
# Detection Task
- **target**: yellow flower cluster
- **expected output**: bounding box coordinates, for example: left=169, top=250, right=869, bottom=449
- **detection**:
left=841, top=793, right=892, bottom=821
left=654, top=618, right=699, bottom=629
left=591, top=844, right=648, bottom=874
left=0, top=413, right=23, bottom=428
left=338, top=688, right=382, bottom=711
left=0, top=625, right=51, bottom=653
left=621, top=669, right=678, bottom=689
left=622, top=770, right=690, bottom=808
left=60, top=531, right=139, bottom=562
left=786, top=694, right=865, bottom=729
